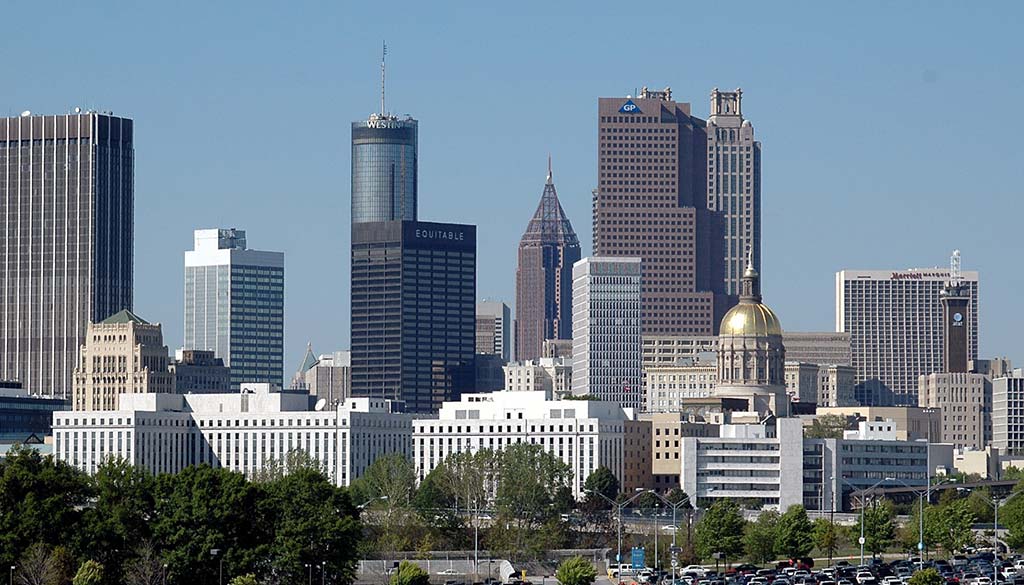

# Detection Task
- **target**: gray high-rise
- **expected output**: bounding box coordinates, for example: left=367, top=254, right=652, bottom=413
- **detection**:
left=706, top=88, right=761, bottom=295
left=184, top=228, right=284, bottom=389
left=351, top=114, right=418, bottom=224
left=0, top=111, right=133, bottom=398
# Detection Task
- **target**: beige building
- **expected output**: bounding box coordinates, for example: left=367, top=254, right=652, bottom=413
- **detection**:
left=818, top=364, right=857, bottom=407
left=784, top=362, right=819, bottom=404
left=645, top=361, right=717, bottom=412
left=816, top=405, right=941, bottom=442
left=643, top=411, right=720, bottom=492
left=918, top=372, right=991, bottom=450
left=504, top=357, right=572, bottom=398
left=72, top=311, right=174, bottom=411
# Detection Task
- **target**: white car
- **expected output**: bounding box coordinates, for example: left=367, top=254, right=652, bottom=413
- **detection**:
left=856, top=572, right=875, bottom=585
left=438, top=569, right=460, bottom=576
left=883, top=577, right=901, bottom=585
left=683, top=566, right=707, bottom=578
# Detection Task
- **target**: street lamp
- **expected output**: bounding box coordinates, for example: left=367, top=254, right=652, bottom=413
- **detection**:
left=210, top=549, right=224, bottom=585
left=10, top=565, right=15, bottom=585
left=358, top=495, right=391, bottom=578
left=644, top=490, right=692, bottom=585
left=975, top=489, right=1024, bottom=585
left=584, top=488, right=650, bottom=576
left=846, top=477, right=894, bottom=567
left=321, top=561, right=327, bottom=585
left=889, top=477, right=955, bottom=571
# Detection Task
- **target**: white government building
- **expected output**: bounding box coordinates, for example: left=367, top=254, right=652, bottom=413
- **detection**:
left=53, top=385, right=412, bottom=486
left=412, top=390, right=640, bottom=498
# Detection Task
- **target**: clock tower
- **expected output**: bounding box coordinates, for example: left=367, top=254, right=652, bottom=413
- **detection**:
left=940, top=250, right=970, bottom=373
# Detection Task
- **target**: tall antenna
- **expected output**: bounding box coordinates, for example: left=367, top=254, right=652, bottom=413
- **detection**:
left=950, top=249, right=962, bottom=287
left=380, top=41, right=387, bottom=116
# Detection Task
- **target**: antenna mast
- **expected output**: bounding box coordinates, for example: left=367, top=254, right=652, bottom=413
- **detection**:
left=380, top=41, right=387, bottom=116
left=949, top=249, right=962, bottom=287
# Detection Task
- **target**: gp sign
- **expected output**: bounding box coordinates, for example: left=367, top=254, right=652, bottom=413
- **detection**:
left=619, top=99, right=641, bottom=114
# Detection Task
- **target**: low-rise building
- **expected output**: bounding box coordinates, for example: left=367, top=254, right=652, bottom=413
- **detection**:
left=645, top=361, right=717, bottom=412
left=918, top=372, right=991, bottom=450
left=815, top=405, right=940, bottom=442
left=412, top=390, right=638, bottom=498
left=171, top=349, right=231, bottom=394
left=53, top=385, right=411, bottom=485
left=817, top=365, right=856, bottom=407
left=503, top=357, right=572, bottom=398
left=784, top=362, right=819, bottom=404
left=0, top=386, right=68, bottom=444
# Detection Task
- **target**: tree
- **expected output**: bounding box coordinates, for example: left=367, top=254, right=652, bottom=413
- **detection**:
left=262, top=467, right=362, bottom=584
left=694, top=500, right=745, bottom=562
left=151, top=464, right=269, bottom=585
left=79, top=458, right=156, bottom=582
left=16, top=543, right=59, bottom=585
left=928, top=498, right=975, bottom=553
left=123, top=542, right=167, bottom=585
left=665, top=489, right=692, bottom=508
left=229, top=575, right=258, bottom=585
left=775, top=505, right=814, bottom=559
left=861, top=499, right=896, bottom=556
left=1001, top=486, right=1024, bottom=549
left=555, top=556, right=598, bottom=585
left=492, top=443, right=573, bottom=559
left=744, top=510, right=779, bottom=565
left=812, top=518, right=842, bottom=561
left=390, top=561, right=430, bottom=585
left=907, top=568, right=945, bottom=585
left=351, top=454, right=418, bottom=561
left=582, top=467, right=619, bottom=508
left=0, top=445, right=91, bottom=569
left=71, top=561, right=103, bottom=585
left=804, top=415, right=849, bottom=439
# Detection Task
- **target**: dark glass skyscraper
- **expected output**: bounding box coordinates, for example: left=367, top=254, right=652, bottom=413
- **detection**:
left=515, top=161, right=580, bottom=361
left=350, top=220, right=476, bottom=413
left=0, top=112, right=133, bottom=398
left=351, top=114, right=418, bottom=224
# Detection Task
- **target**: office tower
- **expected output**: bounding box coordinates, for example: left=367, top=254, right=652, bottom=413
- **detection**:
left=350, top=221, right=476, bottom=413
left=571, top=257, right=643, bottom=409
left=817, top=365, right=857, bottom=407
left=351, top=68, right=417, bottom=225
left=476, top=301, right=512, bottom=361
left=993, top=369, right=1024, bottom=456
left=595, top=87, right=726, bottom=337
left=836, top=264, right=979, bottom=406
left=184, top=228, right=284, bottom=389
left=781, top=332, right=852, bottom=366
left=72, top=310, right=173, bottom=411
left=296, top=350, right=351, bottom=407
left=918, top=371, right=991, bottom=450
left=0, top=111, right=134, bottom=398
left=171, top=349, right=231, bottom=394
left=941, top=250, right=970, bottom=373
left=515, top=161, right=581, bottom=361
left=706, top=88, right=761, bottom=296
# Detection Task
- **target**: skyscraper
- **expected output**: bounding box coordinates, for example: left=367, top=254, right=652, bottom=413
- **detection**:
left=515, top=161, right=581, bottom=361
left=351, top=113, right=417, bottom=223
left=836, top=261, right=980, bottom=406
left=571, top=257, right=643, bottom=409
left=350, top=221, right=476, bottom=413
left=0, top=111, right=134, bottom=398
left=476, top=301, right=512, bottom=361
left=184, top=228, right=284, bottom=389
left=72, top=310, right=173, bottom=411
left=595, top=87, right=725, bottom=337
left=705, top=88, right=761, bottom=295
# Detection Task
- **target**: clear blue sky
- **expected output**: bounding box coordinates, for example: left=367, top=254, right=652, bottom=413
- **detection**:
left=4, top=1, right=1022, bottom=373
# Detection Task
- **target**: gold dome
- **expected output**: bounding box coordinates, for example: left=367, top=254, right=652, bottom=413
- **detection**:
left=720, top=302, right=783, bottom=336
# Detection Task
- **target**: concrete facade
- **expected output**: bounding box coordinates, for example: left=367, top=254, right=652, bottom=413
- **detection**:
left=72, top=311, right=174, bottom=411
left=836, top=268, right=980, bottom=405
left=918, top=372, right=991, bottom=450
left=503, top=357, right=572, bottom=398
left=571, top=257, right=643, bottom=409
left=171, top=349, right=230, bottom=394
left=476, top=301, right=512, bottom=362
left=54, top=385, right=411, bottom=485
left=993, top=371, right=1024, bottom=456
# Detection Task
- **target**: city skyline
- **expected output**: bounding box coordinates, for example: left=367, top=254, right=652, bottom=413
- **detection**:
left=2, top=2, right=1022, bottom=369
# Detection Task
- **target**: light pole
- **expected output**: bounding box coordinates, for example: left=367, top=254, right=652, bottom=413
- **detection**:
left=321, top=561, right=326, bottom=585
left=10, top=565, right=14, bottom=585
left=644, top=490, right=692, bottom=584
left=889, top=477, right=955, bottom=571
left=306, top=563, right=312, bottom=585
left=358, top=495, right=390, bottom=577
left=210, top=549, right=224, bottom=585
left=977, top=489, right=1024, bottom=585
left=585, top=488, right=649, bottom=576
left=849, top=477, right=893, bottom=567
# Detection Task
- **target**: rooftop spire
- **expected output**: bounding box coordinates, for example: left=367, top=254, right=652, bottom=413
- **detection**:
left=740, top=246, right=761, bottom=302
left=380, top=41, right=387, bottom=116
left=546, top=154, right=553, bottom=185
